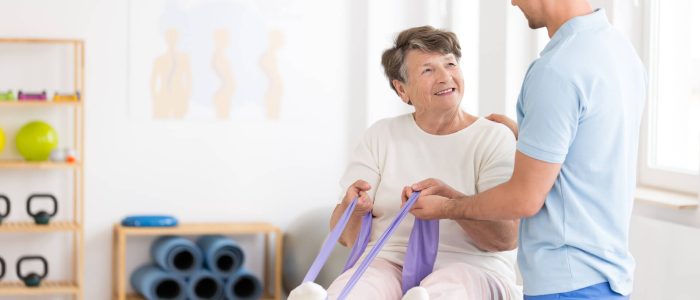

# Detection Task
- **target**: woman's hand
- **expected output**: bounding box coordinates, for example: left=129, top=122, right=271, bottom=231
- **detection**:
left=401, top=178, right=463, bottom=220
left=486, top=114, right=518, bottom=140
left=343, top=180, right=374, bottom=216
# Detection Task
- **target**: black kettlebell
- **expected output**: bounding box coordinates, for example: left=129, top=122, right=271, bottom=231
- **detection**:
left=0, top=256, right=5, bottom=280
left=0, top=194, right=9, bottom=224
left=16, top=256, right=48, bottom=287
left=26, top=194, right=58, bottom=225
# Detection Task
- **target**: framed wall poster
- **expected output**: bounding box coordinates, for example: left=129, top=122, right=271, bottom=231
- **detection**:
left=127, top=0, right=296, bottom=121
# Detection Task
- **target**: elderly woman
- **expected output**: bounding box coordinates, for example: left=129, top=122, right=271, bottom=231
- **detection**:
left=326, top=26, right=522, bottom=299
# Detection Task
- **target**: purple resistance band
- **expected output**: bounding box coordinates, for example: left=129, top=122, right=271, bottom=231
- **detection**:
left=301, top=192, right=439, bottom=299
left=302, top=196, right=363, bottom=283
left=336, top=191, right=438, bottom=299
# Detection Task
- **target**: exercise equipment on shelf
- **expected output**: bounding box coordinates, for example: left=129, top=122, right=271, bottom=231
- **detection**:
left=0, top=127, right=5, bottom=153
left=0, top=90, right=15, bottom=101
left=0, top=256, right=5, bottom=280
left=186, top=269, right=224, bottom=300
left=131, top=234, right=265, bottom=300
left=15, top=120, right=59, bottom=161
left=0, top=194, right=9, bottom=224
left=52, top=91, right=80, bottom=102
left=131, top=264, right=186, bottom=300
left=152, top=236, right=203, bottom=277
left=16, top=255, right=48, bottom=287
left=121, top=215, right=178, bottom=227
left=197, top=235, right=245, bottom=278
left=17, top=90, right=47, bottom=101
left=224, top=269, right=263, bottom=300
left=49, top=148, right=77, bottom=163
left=26, top=194, right=58, bottom=225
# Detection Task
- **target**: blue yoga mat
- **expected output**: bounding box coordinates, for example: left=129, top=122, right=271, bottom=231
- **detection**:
left=197, top=235, right=245, bottom=277
left=223, top=269, right=263, bottom=300
left=186, top=269, right=224, bottom=300
left=131, top=264, right=186, bottom=300
left=152, top=236, right=203, bottom=277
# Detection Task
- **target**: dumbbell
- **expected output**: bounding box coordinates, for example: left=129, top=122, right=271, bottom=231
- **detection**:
left=0, top=195, right=9, bottom=224
left=17, top=256, right=48, bottom=287
left=26, top=194, right=58, bottom=225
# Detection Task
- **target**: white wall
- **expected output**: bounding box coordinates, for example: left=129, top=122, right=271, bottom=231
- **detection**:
left=0, top=0, right=353, bottom=298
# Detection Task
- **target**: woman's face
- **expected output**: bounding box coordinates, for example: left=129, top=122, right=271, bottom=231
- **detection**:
left=393, top=50, right=463, bottom=114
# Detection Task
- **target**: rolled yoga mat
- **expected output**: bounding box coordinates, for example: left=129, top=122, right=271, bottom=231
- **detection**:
left=131, top=264, right=187, bottom=300
left=186, top=269, right=224, bottom=300
left=223, top=269, right=263, bottom=300
left=197, top=235, right=245, bottom=277
left=152, top=236, right=203, bottom=277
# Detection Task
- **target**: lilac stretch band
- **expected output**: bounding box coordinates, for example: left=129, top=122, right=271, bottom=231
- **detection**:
left=402, top=215, right=438, bottom=293
left=337, top=191, right=426, bottom=300
left=302, top=197, right=360, bottom=283
left=342, top=211, right=372, bottom=272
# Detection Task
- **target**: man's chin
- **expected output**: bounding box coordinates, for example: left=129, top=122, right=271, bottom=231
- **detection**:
left=528, top=20, right=545, bottom=30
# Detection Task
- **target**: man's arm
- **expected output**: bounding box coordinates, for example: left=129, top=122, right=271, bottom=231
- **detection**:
left=453, top=150, right=560, bottom=219
left=403, top=180, right=518, bottom=252
left=409, top=151, right=561, bottom=221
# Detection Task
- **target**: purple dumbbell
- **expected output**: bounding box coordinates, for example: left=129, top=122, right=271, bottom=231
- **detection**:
left=18, top=90, right=47, bottom=101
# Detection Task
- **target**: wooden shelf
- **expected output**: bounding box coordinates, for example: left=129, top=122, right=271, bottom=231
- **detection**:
left=115, top=222, right=281, bottom=236
left=0, top=101, right=81, bottom=107
left=0, top=38, right=82, bottom=44
left=0, top=160, right=81, bottom=169
left=113, top=222, right=283, bottom=300
left=125, top=294, right=276, bottom=300
left=0, top=221, right=80, bottom=233
left=0, top=281, right=79, bottom=295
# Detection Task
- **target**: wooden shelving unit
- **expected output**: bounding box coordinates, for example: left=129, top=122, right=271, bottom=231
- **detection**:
left=0, top=159, right=81, bottom=169
left=0, top=221, right=80, bottom=233
left=0, top=101, right=82, bottom=107
left=0, top=38, right=84, bottom=299
left=112, top=222, right=283, bottom=300
left=0, top=281, right=79, bottom=294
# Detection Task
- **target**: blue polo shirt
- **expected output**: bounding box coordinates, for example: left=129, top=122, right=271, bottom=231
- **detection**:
left=516, top=9, right=646, bottom=296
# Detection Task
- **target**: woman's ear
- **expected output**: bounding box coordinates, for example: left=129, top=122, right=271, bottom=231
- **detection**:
left=392, top=79, right=411, bottom=105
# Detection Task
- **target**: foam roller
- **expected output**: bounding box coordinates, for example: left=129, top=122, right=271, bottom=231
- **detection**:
left=186, top=269, right=224, bottom=300
left=152, top=236, right=203, bottom=277
left=224, top=269, right=263, bottom=300
left=197, top=235, right=245, bottom=277
left=131, top=264, right=186, bottom=300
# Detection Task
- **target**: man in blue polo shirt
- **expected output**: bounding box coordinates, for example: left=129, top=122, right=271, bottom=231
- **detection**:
left=404, top=0, right=646, bottom=299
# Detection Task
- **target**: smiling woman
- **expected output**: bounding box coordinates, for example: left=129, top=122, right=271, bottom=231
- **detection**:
left=380, top=26, right=474, bottom=135
left=323, top=26, right=522, bottom=299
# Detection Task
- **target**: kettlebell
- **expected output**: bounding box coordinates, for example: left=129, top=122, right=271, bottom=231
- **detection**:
left=0, top=194, right=9, bottom=224
left=26, top=194, right=58, bottom=225
left=0, top=256, right=5, bottom=280
left=16, top=256, right=48, bottom=287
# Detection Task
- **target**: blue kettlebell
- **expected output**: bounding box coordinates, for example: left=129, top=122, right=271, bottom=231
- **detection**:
left=0, top=194, right=9, bottom=224
left=16, top=256, right=48, bottom=287
left=26, top=194, right=57, bottom=225
left=0, top=256, right=5, bottom=280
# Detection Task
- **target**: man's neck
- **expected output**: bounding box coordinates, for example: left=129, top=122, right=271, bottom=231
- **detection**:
left=545, top=1, right=594, bottom=37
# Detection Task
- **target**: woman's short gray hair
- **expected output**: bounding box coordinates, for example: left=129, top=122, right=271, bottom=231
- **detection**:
left=381, top=26, right=462, bottom=95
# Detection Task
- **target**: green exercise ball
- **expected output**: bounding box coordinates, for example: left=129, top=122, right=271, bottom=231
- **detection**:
left=15, top=121, right=59, bottom=161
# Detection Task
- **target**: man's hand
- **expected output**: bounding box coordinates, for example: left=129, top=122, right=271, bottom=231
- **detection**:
left=401, top=178, right=462, bottom=220
left=486, top=114, right=519, bottom=140
left=405, top=194, right=451, bottom=220
left=343, top=180, right=373, bottom=216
